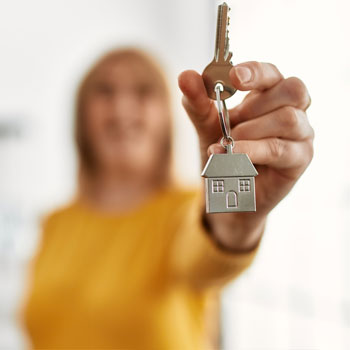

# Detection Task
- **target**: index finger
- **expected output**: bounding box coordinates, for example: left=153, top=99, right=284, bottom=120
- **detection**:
left=178, top=70, right=220, bottom=137
left=178, top=70, right=213, bottom=122
left=230, top=61, right=284, bottom=91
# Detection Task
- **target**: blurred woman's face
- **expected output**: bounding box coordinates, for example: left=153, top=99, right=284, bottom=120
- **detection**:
left=82, top=56, right=170, bottom=176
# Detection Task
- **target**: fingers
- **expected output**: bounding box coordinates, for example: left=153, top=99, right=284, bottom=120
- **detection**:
left=230, top=61, right=284, bottom=91
left=178, top=70, right=216, bottom=125
left=178, top=65, right=313, bottom=174
left=231, top=107, right=314, bottom=141
left=230, top=77, right=312, bottom=124
left=236, top=138, right=314, bottom=170
left=208, top=138, right=314, bottom=171
left=178, top=70, right=222, bottom=144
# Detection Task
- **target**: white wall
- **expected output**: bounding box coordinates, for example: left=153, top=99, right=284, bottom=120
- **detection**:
left=0, top=0, right=349, bottom=349
left=0, top=1, right=212, bottom=348
left=221, top=1, right=350, bottom=349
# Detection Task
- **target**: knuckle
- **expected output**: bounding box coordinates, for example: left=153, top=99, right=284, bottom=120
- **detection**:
left=266, top=62, right=280, bottom=77
left=267, top=62, right=278, bottom=72
left=249, top=61, right=263, bottom=75
left=283, top=77, right=310, bottom=107
left=268, top=138, right=284, bottom=160
left=306, top=138, right=314, bottom=163
left=297, top=139, right=314, bottom=170
left=281, top=106, right=299, bottom=129
left=309, top=125, right=315, bottom=141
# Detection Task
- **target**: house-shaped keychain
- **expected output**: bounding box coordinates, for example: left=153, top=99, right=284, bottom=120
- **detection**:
left=201, top=152, right=258, bottom=213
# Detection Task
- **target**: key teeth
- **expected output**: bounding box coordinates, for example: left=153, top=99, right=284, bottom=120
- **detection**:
left=215, top=2, right=232, bottom=62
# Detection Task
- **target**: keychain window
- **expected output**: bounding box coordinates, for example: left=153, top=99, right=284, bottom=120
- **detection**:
left=212, top=180, right=224, bottom=193
left=239, top=179, right=251, bottom=192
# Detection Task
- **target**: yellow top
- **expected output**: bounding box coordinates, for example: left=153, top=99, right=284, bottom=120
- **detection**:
left=21, top=187, right=258, bottom=349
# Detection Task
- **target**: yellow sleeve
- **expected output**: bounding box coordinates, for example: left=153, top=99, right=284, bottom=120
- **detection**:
left=168, top=190, right=261, bottom=291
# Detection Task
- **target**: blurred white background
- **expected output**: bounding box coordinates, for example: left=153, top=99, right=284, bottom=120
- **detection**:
left=0, top=0, right=349, bottom=349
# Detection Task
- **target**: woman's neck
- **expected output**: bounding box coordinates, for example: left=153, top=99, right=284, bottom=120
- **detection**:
left=77, top=169, right=167, bottom=213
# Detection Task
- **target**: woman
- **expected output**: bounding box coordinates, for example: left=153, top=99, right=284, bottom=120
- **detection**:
left=20, top=48, right=313, bottom=349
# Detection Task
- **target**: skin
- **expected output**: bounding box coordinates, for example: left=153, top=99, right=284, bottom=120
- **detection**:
left=178, top=62, right=314, bottom=251
left=81, top=57, right=314, bottom=253
left=79, top=57, right=171, bottom=212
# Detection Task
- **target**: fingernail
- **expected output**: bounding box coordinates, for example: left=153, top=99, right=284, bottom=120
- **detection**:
left=235, top=66, right=252, bottom=84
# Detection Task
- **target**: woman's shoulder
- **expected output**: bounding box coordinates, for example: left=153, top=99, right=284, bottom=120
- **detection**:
left=40, top=199, right=80, bottom=229
left=155, top=185, right=202, bottom=216
left=162, top=185, right=200, bottom=202
left=39, top=186, right=202, bottom=226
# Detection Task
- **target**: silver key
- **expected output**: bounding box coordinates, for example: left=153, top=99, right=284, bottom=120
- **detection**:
left=201, top=3, right=258, bottom=214
left=202, top=2, right=236, bottom=100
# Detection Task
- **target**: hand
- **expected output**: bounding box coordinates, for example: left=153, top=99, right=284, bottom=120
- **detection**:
left=178, top=62, right=314, bottom=251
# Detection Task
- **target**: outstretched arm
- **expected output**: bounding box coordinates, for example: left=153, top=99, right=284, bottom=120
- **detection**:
left=178, top=62, right=314, bottom=253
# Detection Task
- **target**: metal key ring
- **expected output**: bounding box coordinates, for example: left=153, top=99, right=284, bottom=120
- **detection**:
left=220, top=135, right=234, bottom=153
left=215, top=83, right=234, bottom=150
